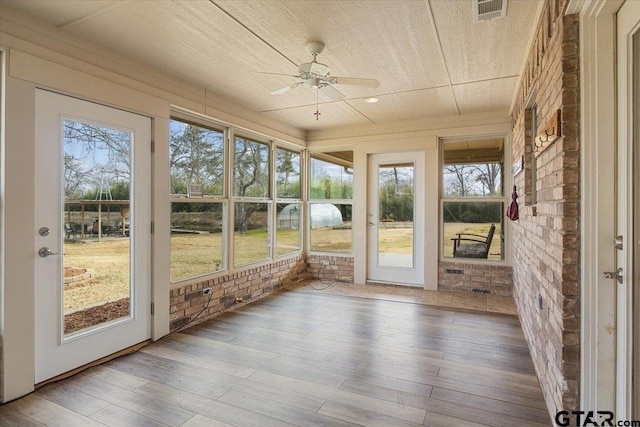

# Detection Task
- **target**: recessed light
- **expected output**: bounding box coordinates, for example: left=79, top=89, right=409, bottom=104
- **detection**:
left=365, top=97, right=380, bottom=103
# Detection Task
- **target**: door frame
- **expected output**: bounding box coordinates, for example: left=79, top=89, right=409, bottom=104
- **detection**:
left=616, top=0, right=639, bottom=416
left=367, top=151, right=425, bottom=286
left=570, top=0, right=629, bottom=415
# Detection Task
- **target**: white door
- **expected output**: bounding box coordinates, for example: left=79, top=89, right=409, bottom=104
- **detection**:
left=616, top=0, right=640, bottom=418
left=367, top=152, right=424, bottom=286
left=35, top=90, right=151, bottom=383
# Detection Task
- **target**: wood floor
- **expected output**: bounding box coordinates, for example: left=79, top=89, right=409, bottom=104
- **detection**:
left=0, top=286, right=551, bottom=427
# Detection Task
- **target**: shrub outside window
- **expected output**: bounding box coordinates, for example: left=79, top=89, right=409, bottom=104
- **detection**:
left=169, top=118, right=226, bottom=283
left=442, top=139, right=505, bottom=261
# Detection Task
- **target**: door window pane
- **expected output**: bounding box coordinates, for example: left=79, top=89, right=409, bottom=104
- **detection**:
left=170, top=203, right=225, bottom=282
left=378, top=164, right=414, bottom=268
left=234, top=137, right=270, bottom=198
left=234, top=202, right=270, bottom=266
left=63, top=119, right=132, bottom=335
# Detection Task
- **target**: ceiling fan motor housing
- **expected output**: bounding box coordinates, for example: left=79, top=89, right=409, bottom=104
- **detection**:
left=298, top=61, right=331, bottom=77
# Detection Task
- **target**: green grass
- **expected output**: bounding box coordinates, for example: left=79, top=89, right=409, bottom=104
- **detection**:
left=63, top=222, right=502, bottom=311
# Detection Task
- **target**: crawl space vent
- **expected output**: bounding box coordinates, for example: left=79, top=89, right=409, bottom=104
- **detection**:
left=473, top=0, right=507, bottom=22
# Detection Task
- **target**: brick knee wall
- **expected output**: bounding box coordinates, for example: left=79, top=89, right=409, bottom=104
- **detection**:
left=169, top=255, right=308, bottom=332
left=307, top=255, right=354, bottom=283
left=438, top=261, right=513, bottom=297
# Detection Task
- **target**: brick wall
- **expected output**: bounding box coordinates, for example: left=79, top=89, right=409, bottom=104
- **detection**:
left=511, top=0, right=580, bottom=416
left=169, top=255, right=308, bottom=331
left=307, top=255, right=354, bottom=283
left=438, top=261, right=513, bottom=297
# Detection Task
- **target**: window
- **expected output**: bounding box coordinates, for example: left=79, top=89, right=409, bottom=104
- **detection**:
left=169, top=118, right=226, bottom=282
left=233, top=137, right=269, bottom=198
left=309, top=152, right=353, bottom=253
left=442, top=139, right=505, bottom=260
left=276, top=148, right=301, bottom=199
left=232, top=136, right=271, bottom=266
left=275, top=148, right=302, bottom=256
left=170, top=116, right=304, bottom=279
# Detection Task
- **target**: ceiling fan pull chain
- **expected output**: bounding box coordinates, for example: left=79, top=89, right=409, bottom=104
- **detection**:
left=314, top=88, right=321, bottom=121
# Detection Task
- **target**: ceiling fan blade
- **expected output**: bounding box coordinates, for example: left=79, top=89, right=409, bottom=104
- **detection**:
left=270, top=81, right=304, bottom=95
left=255, top=71, right=300, bottom=78
left=332, top=76, right=380, bottom=88
left=320, top=84, right=345, bottom=100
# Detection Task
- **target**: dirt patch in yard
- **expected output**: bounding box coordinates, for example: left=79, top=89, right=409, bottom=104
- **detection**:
left=64, top=298, right=130, bottom=335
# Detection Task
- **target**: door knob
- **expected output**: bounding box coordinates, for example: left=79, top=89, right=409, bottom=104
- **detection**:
left=38, top=247, right=63, bottom=258
left=602, top=268, right=623, bottom=284
left=368, top=222, right=376, bottom=226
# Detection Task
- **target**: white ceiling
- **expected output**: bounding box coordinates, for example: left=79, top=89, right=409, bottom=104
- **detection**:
left=2, top=0, right=543, bottom=132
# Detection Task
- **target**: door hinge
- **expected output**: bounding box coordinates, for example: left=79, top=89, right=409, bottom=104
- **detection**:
left=151, top=140, right=155, bottom=153
left=151, top=221, right=155, bottom=234
left=151, top=302, right=155, bottom=316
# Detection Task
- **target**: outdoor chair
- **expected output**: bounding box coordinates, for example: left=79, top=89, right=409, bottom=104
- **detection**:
left=64, top=222, right=80, bottom=240
left=452, top=223, right=496, bottom=259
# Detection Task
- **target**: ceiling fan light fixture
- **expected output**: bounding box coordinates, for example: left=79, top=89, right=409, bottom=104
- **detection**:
left=365, top=97, right=380, bottom=103
left=306, top=78, right=321, bottom=89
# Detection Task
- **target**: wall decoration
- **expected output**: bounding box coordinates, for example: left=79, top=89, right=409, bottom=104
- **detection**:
left=534, top=109, right=561, bottom=155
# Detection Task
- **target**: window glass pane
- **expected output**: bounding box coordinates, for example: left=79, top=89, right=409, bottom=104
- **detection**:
left=276, top=148, right=301, bottom=199
left=442, top=139, right=503, bottom=197
left=169, top=119, right=224, bottom=197
left=233, top=137, right=270, bottom=198
left=443, top=201, right=504, bottom=260
left=442, top=162, right=503, bottom=197
left=234, top=202, right=269, bottom=266
left=309, top=203, right=352, bottom=253
left=170, top=203, right=224, bottom=282
left=378, top=164, right=414, bottom=268
left=63, top=119, right=132, bottom=335
left=276, top=203, right=301, bottom=256
left=310, top=157, right=353, bottom=199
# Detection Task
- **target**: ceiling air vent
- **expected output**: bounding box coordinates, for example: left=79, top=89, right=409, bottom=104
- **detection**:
left=473, top=0, right=507, bottom=22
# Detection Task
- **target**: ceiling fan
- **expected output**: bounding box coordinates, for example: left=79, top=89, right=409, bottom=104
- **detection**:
left=260, top=41, right=380, bottom=100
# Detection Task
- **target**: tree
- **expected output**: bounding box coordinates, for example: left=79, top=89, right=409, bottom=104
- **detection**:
left=443, top=164, right=476, bottom=197
left=472, top=163, right=502, bottom=196
left=276, top=149, right=300, bottom=198
left=63, top=120, right=131, bottom=200
left=169, top=122, right=224, bottom=195
left=233, top=138, right=269, bottom=232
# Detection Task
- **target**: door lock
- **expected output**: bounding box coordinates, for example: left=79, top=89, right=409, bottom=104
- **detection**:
left=602, top=267, right=623, bottom=284
left=614, top=235, right=623, bottom=250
